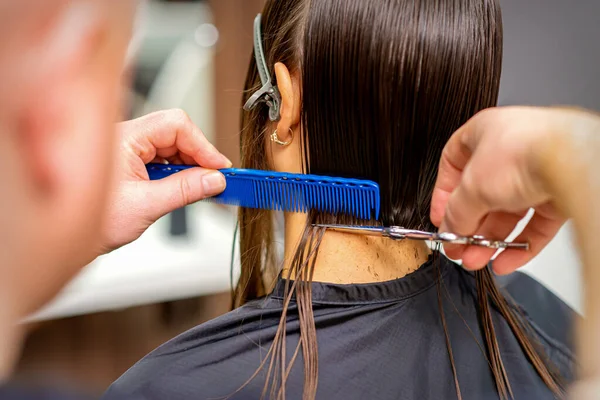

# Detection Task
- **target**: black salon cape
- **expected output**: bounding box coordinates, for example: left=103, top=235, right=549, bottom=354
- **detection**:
left=104, top=256, right=576, bottom=400
left=0, top=387, right=88, bottom=400
left=0, top=385, right=141, bottom=400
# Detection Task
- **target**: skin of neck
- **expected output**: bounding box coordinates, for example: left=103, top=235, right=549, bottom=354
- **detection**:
left=282, top=213, right=431, bottom=283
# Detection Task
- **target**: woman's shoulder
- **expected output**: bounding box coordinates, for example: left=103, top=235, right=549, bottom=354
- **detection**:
left=103, top=297, right=284, bottom=399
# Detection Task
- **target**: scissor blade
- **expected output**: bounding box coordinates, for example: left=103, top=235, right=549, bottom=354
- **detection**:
left=311, top=224, right=384, bottom=237
left=312, top=224, right=530, bottom=250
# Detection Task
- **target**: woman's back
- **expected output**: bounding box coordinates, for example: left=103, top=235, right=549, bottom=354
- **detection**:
left=105, top=257, right=575, bottom=399
left=107, top=0, right=574, bottom=397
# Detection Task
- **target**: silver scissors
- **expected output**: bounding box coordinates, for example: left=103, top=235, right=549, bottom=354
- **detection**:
left=312, top=224, right=529, bottom=250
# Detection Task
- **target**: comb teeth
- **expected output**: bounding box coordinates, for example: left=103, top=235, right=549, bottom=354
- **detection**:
left=211, top=169, right=380, bottom=220
left=145, top=164, right=380, bottom=220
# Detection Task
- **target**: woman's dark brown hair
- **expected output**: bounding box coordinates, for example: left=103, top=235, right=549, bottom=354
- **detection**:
left=235, top=0, right=565, bottom=399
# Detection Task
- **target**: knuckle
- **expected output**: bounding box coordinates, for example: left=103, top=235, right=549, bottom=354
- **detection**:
left=440, top=143, right=453, bottom=163
left=443, top=202, right=459, bottom=229
left=474, top=107, right=496, bottom=122
left=476, top=189, right=496, bottom=210
left=178, top=178, right=194, bottom=207
left=461, top=171, right=479, bottom=198
left=462, top=171, right=493, bottom=208
left=155, top=108, right=191, bottom=130
left=170, top=108, right=191, bottom=127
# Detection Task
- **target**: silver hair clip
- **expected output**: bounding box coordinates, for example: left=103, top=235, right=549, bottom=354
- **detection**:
left=243, top=14, right=281, bottom=122
left=312, top=224, right=530, bottom=250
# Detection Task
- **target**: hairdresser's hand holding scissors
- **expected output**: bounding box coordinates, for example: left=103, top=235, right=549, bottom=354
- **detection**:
left=430, top=106, right=600, bottom=274
left=432, top=106, right=600, bottom=399
left=99, top=109, right=232, bottom=254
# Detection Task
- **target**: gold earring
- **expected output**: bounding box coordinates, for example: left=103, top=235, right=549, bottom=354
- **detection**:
left=270, top=128, right=293, bottom=146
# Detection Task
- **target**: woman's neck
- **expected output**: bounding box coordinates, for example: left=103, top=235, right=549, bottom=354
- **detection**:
left=282, top=213, right=431, bottom=284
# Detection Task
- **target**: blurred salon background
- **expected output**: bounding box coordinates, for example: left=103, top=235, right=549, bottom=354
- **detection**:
left=11, top=0, right=599, bottom=395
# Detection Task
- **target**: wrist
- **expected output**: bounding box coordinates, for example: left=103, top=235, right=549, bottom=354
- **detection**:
left=570, top=379, right=600, bottom=400
left=532, top=108, right=600, bottom=383
left=530, top=108, right=600, bottom=216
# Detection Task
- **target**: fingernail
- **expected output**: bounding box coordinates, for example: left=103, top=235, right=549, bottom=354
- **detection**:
left=459, top=262, right=472, bottom=271
left=222, top=155, right=233, bottom=168
left=439, top=222, right=448, bottom=233
left=461, top=265, right=479, bottom=273
left=443, top=242, right=461, bottom=254
left=202, top=172, right=226, bottom=196
left=461, top=261, right=488, bottom=272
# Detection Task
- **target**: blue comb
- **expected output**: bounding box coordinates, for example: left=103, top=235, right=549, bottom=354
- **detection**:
left=145, top=163, right=380, bottom=220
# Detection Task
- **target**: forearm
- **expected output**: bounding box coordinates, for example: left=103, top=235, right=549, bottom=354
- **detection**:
left=536, top=112, right=600, bottom=391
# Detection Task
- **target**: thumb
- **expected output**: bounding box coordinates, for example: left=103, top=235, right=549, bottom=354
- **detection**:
left=143, top=167, right=226, bottom=221
left=438, top=175, right=491, bottom=261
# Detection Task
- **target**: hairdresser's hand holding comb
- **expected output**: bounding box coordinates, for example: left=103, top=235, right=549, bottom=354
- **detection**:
left=430, top=106, right=600, bottom=274
left=99, top=109, right=232, bottom=255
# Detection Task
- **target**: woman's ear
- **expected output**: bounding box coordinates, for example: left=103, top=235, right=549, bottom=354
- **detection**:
left=269, top=62, right=302, bottom=173
left=275, top=62, right=301, bottom=131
